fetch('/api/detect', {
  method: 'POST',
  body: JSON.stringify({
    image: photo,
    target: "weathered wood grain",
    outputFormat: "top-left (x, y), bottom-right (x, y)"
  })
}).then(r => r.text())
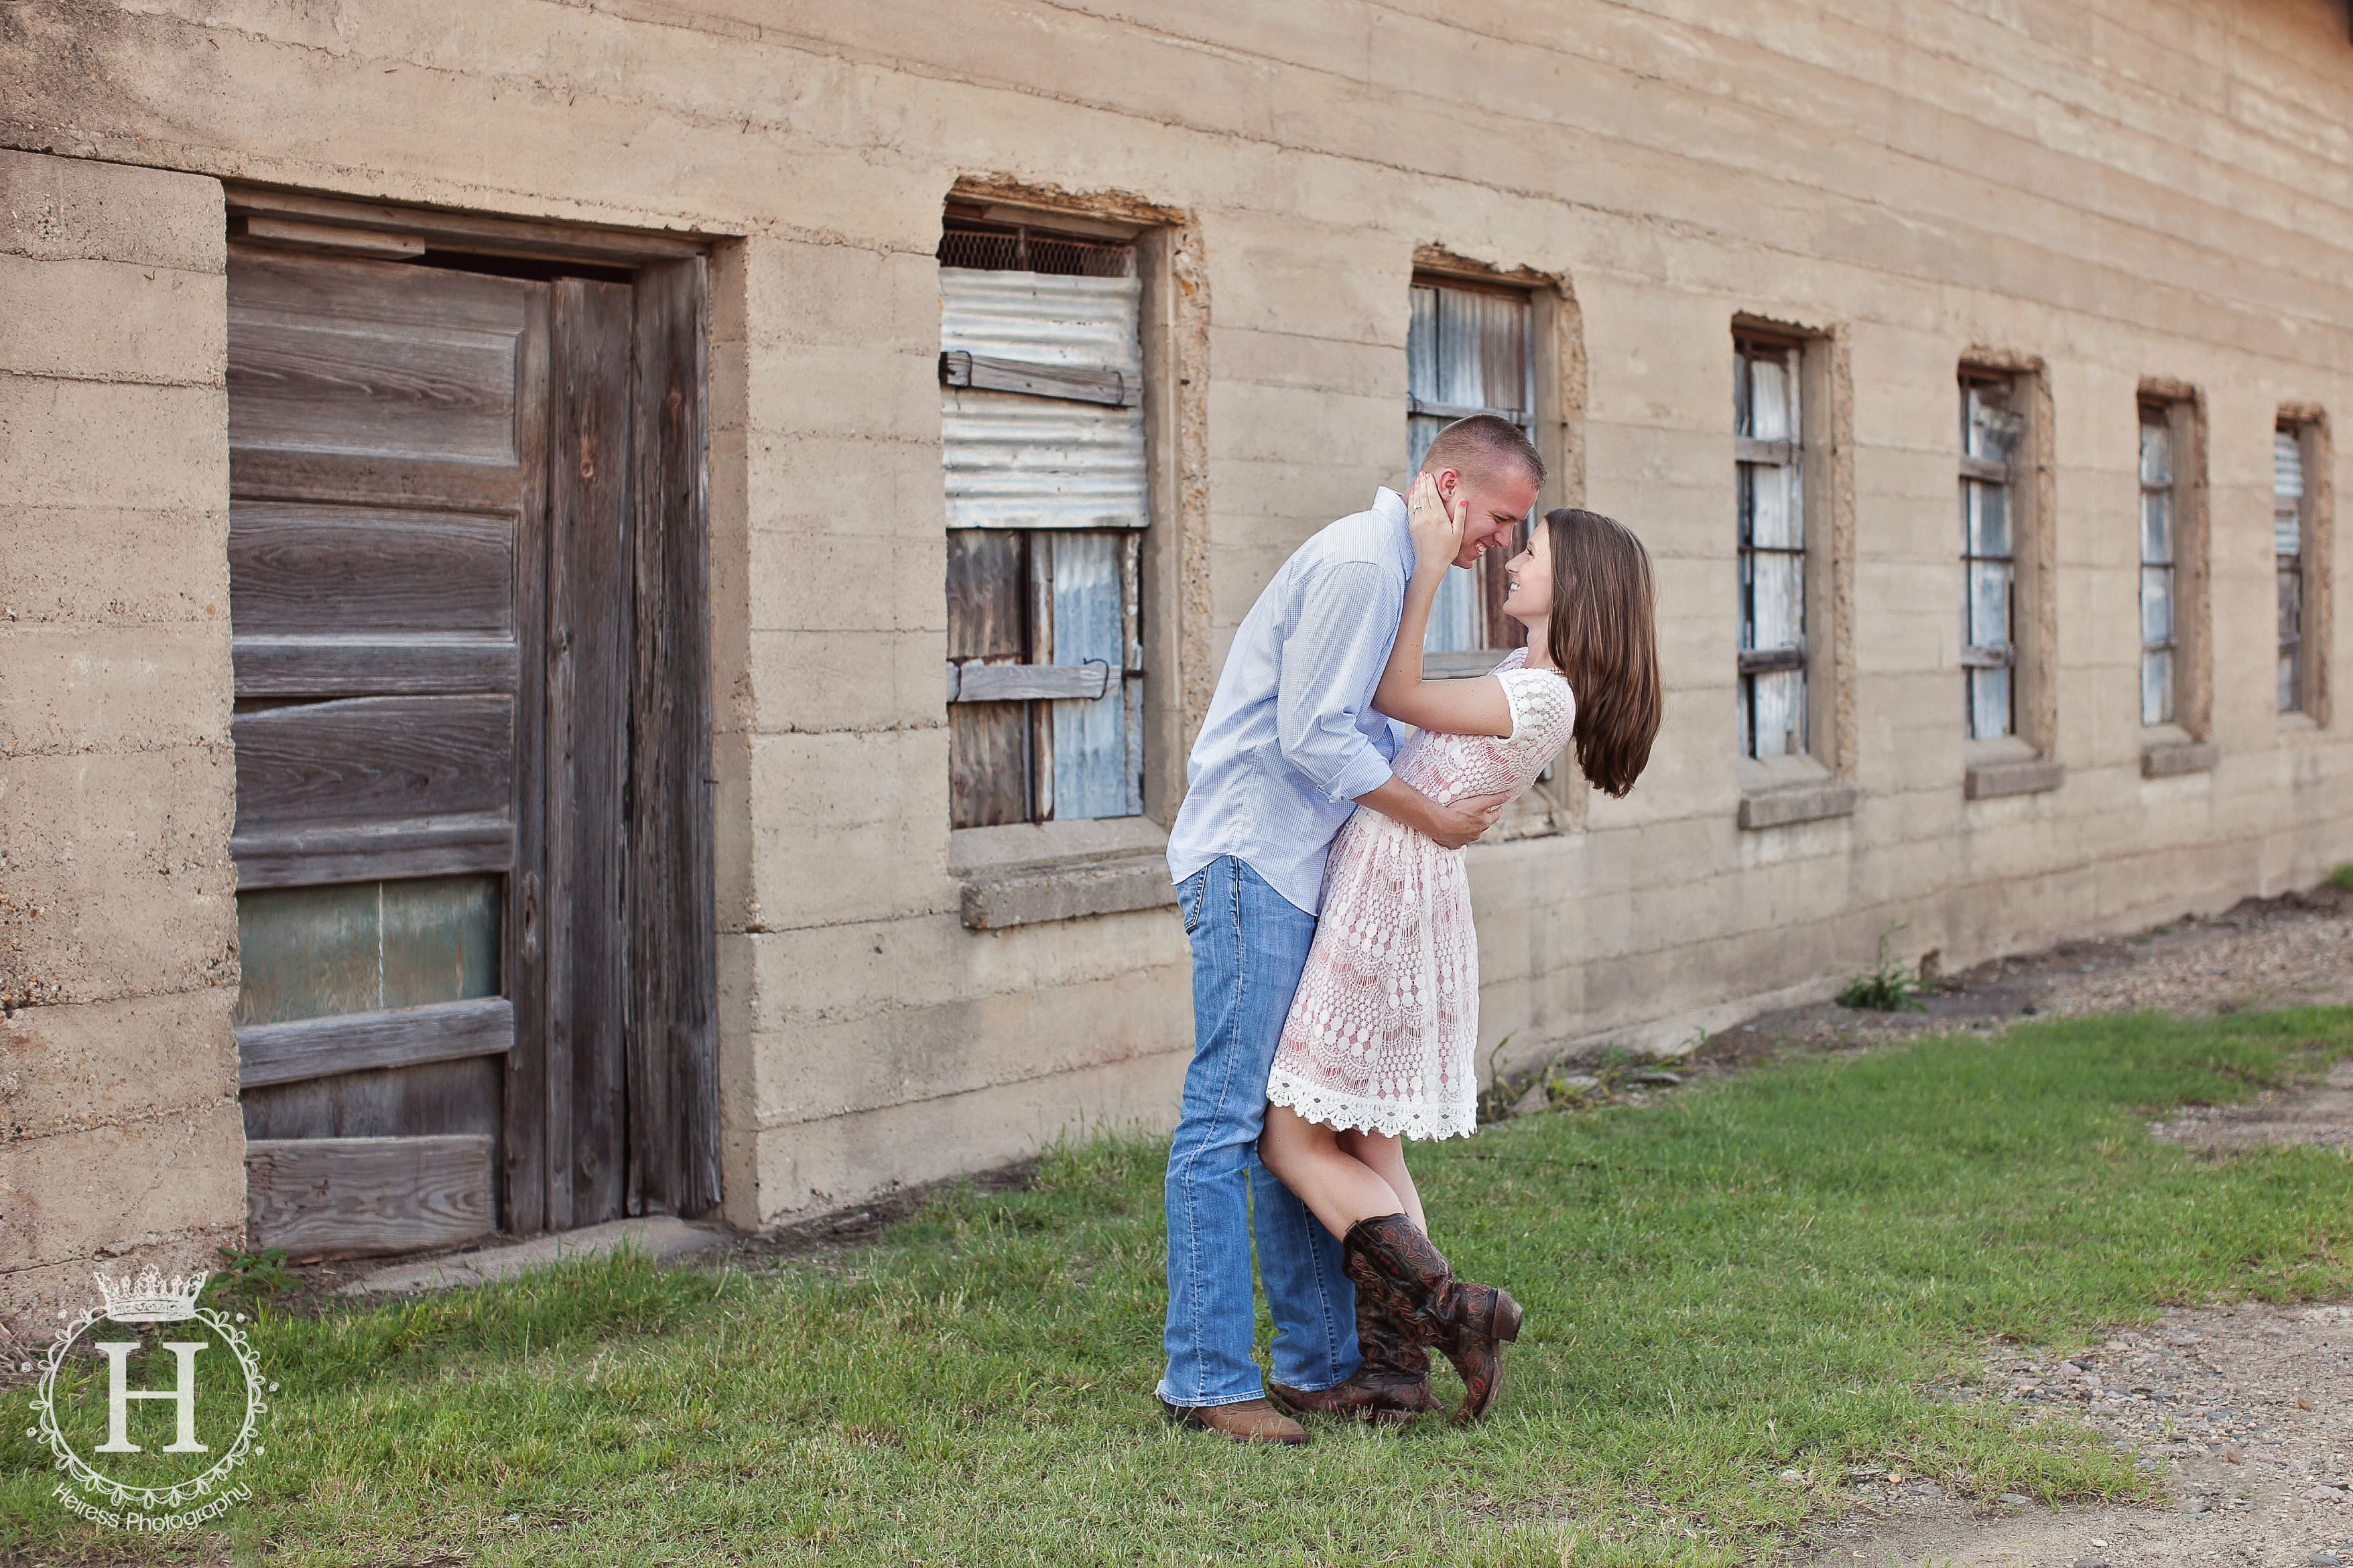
top-left (237, 996), bottom-right (515, 1089)
top-left (231, 694), bottom-right (513, 830)
top-left (233, 637), bottom-right (518, 698)
top-left (229, 811), bottom-right (512, 889)
top-left (949, 663), bottom-right (1110, 702)
top-left (545, 277), bottom-right (635, 1230)
top-left (229, 503), bottom-right (515, 635)
top-left (939, 349), bottom-right (1138, 407)
top-left (245, 1134), bottom-right (496, 1255)
top-left (229, 188), bottom-right (705, 265)
top-left (948, 531), bottom-right (1030, 827)
top-left (229, 310), bottom-right (522, 464)
top-left (627, 257), bottom-right (720, 1218)
top-left (231, 449), bottom-right (521, 513)
top-left (502, 281), bottom-right (554, 1237)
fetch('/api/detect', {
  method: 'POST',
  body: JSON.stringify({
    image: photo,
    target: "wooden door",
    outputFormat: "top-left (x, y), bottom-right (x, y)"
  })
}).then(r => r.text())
top-left (228, 244), bottom-right (716, 1254)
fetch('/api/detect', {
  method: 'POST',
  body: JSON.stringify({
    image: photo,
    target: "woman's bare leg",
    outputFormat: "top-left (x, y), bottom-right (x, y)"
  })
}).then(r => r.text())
top-left (1338, 1129), bottom-right (1425, 1234)
top-left (1260, 1106), bottom-right (1407, 1240)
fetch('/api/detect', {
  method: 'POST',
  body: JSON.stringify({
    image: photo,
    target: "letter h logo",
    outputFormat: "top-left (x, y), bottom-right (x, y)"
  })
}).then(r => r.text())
top-left (91, 1342), bottom-right (208, 1454)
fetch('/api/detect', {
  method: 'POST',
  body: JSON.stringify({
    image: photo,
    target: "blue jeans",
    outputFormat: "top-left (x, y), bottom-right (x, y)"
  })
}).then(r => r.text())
top-left (1158, 854), bottom-right (1359, 1408)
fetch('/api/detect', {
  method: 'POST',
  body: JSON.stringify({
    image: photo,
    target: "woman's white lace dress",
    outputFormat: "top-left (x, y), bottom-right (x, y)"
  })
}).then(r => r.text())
top-left (1267, 650), bottom-right (1576, 1141)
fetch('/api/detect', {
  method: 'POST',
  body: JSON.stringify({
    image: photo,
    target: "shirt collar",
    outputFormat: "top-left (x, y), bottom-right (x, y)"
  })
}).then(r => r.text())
top-left (1373, 486), bottom-right (1411, 574)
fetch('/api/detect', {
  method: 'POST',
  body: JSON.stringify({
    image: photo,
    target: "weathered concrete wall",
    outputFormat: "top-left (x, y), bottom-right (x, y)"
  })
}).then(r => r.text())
top-left (0, 1), bottom-right (2348, 1237)
top-left (0, 147), bottom-right (241, 1338)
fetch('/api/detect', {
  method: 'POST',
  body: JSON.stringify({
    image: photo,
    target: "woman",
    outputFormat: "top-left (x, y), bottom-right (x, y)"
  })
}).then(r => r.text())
top-left (1261, 474), bottom-right (1664, 1425)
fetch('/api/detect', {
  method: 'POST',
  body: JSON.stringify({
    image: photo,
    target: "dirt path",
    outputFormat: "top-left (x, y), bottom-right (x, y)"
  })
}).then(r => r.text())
top-left (1715, 885), bottom-right (2353, 1059)
top-left (1805, 1303), bottom-right (2353, 1568)
top-left (1771, 882), bottom-right (2353, 1567)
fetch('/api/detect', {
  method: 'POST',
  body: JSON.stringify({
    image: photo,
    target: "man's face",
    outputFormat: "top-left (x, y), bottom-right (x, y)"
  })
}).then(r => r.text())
top-left (1432, 466), bottom-right (1541, 569)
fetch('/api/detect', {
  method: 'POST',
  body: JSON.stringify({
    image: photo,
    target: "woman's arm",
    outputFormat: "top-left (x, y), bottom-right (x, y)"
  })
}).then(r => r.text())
top-left (1374, 474), bottom-right (1514, 739)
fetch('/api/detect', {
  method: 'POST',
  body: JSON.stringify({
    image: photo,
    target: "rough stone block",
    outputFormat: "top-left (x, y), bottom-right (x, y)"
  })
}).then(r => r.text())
top-left (0, 149), bottom-right (223, 271)
top-left (0, 1101), bottom-right (246, 1280)
top-left (0, 378), bottom-right (227, 511)
top-left (0, 506), bottom-right (231, 625)
top-left (0, 254), bottom-right (225, 387)
top-left (1, 990), bottom-right (238, 1142)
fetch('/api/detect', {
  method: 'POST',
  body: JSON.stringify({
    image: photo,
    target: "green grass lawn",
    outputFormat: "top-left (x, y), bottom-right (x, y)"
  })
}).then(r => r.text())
top-left (9, 1007), bottom-right (2353, 1567)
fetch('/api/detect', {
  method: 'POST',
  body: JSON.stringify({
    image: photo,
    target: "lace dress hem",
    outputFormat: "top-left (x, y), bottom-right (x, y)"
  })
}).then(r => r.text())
top-left (1265, 1067), bottom-right (1478, 1141)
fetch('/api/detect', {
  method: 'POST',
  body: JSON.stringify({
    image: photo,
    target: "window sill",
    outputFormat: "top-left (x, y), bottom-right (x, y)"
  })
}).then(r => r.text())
top-left (2141, 737), bottom-right (2218, 779)
top-left (950, 818), bottom-right (1175, 930)
top-left (1964, 750), bottom-right (2065, 800)
top-left (1423, 649), bottom-right (1519, 680)
top-left (1736, 757), bottom-right (1859, 830)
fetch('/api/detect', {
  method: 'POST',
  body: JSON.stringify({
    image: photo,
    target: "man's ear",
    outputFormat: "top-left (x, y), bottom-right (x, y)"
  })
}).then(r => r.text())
top-left (1432, 467), bottom-right (1460, 503)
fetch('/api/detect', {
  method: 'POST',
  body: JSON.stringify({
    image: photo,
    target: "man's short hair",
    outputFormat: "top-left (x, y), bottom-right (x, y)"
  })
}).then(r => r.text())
top-left (1418, 413), bottom-right (1545, 491)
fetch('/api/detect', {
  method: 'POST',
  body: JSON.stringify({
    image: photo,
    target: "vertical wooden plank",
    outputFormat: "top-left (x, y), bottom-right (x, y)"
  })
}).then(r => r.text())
top-left (627, 257), bottom-right (720, 1218)
top-left (504, 282), bottom-right (551, 1235)
top-left (547, 277), bottom-right (635, 1230)
top-left (946, 531), bottom-right (1030, 828)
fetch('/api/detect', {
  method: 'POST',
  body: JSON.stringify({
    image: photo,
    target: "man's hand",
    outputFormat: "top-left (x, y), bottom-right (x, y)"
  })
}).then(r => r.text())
top-left (1355, 778), bottom-right (1511, 850)
top-left (1421, 789), bottom-right (1511, 849)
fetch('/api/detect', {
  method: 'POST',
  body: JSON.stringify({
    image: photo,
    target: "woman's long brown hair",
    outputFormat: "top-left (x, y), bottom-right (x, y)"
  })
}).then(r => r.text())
top-left (1541, 508), bottom-right (1663, 797)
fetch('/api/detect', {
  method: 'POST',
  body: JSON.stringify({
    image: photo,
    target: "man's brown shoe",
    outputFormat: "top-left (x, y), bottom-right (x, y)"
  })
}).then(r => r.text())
top-left (1160, 1396), bottom-right (1309, 1445)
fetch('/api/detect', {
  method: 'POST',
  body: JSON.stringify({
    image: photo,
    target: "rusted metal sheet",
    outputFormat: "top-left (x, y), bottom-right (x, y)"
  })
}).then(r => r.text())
top-left (942, 269), bottom-right (1146, 531)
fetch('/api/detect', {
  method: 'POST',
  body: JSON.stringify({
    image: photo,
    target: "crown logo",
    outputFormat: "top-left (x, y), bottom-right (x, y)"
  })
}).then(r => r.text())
top-left (92, 1267), bottom-right (206, 1323)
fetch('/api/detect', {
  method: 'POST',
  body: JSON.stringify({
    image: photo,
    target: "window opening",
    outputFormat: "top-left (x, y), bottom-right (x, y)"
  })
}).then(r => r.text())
top-left (1736, 335), bottom-right (1806, 759)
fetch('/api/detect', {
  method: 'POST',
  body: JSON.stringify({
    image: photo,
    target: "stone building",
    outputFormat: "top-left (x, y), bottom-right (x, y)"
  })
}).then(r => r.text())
top-left (3, 1), bottom-right (2349, 1327)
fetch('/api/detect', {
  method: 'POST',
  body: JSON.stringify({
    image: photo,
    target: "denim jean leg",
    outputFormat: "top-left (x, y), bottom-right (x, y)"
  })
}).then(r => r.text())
top-left (1251, 1156), bottom-right (1358, 1391)
top-left (1234, 867), bottom-right (1358, 1393)
top-left (1157, 857), bottom-right (1268, 1408)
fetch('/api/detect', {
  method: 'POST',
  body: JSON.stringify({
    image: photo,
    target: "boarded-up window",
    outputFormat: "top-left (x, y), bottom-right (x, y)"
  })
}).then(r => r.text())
top-left (940, 216), bottom-right (1145, 828)
top-left (2139, 403), bottom-right (2178, 726)
top-left (2276, 424), bottom-right (2309, 714)
top-left (1736, 335), bottom-right (1806, 759)
top-left (1407, 277), bottom-right (1532, 654)
top-left (1960, 373), bottom-right (2026, 738)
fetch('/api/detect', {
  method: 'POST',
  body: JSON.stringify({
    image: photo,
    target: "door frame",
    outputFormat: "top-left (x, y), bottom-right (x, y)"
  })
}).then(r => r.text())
top-left (226, 185), bottom-right (721, 1235)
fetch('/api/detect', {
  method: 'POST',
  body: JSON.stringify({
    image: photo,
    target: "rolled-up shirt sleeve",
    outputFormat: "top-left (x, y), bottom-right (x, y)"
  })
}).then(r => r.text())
top-left (1275, 560), bottom-right (1403, 803)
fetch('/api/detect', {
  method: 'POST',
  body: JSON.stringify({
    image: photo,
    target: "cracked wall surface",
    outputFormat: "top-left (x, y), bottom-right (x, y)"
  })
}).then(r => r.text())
top-left (0, 147), bottom-right (242, 1343)
top-left (0, 1), bottom-right (2348, 1236)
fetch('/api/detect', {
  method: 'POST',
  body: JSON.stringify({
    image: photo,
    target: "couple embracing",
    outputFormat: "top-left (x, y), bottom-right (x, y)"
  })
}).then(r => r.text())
top-left (1158, 415), bottom-right (1664, 1444)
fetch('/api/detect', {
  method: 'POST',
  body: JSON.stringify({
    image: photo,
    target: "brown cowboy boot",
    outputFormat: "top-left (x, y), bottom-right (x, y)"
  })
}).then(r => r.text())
top-left (1159, 1396), bottom-right (1309, 1445)
top-left (1340, 1213), bottom-right (1523, 1425)
top-left (1268, 1270), bottom-right (1442, 1425)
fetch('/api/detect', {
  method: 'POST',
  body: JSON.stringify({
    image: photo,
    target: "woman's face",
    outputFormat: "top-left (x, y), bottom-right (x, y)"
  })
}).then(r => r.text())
top-left (1501, 519), bottom-right (1553, 627)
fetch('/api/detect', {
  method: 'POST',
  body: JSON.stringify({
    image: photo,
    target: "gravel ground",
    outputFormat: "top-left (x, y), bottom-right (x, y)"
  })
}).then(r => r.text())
top-left (1779, 879), bottom-right (2353, 1568)
top-left (1708, 885), bottom-right (2353, 1062)
top-left (1806, 1304), bottom-right (2353, 1568)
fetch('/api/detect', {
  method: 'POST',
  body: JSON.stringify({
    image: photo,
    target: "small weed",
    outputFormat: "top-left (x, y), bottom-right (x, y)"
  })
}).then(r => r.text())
top-left (1476, 1031), bottom-right (1519, 1121)
top-left (2330, 862), bottom-right (2353, 893)
top-left (1839, 923), bottom-right (1929, 1012)
top-left (207, 1245), bottom-right (300, 1307)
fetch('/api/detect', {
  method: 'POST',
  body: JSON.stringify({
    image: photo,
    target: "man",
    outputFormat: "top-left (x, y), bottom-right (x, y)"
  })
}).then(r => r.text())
top-left (1159, 415), bottom-right (1547, 1443)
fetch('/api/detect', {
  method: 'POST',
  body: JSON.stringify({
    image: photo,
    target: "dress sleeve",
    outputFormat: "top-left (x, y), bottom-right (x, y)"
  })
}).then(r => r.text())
top-left (1498, 668), bottom-right (1576, 754)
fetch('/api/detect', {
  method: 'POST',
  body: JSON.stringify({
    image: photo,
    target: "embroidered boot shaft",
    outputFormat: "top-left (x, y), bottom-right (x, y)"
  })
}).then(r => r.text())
top-left (1340, 1213), bottom-right (1522, 1424)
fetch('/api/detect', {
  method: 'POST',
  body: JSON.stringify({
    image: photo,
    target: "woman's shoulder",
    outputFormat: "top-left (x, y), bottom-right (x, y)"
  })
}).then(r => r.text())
top-left (1495, 660), bottom-right (1575, 742)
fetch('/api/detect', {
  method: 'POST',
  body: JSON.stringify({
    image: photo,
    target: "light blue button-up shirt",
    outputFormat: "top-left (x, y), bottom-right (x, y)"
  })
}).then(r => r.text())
top-left (1167, 488), bottom-right (1413, 915)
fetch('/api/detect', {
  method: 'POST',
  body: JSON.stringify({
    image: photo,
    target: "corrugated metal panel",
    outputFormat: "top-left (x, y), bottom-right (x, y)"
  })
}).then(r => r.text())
top-left (2275, 429), bottom-right (2305, 502)
top-left (942, 270), bottom-right (1146, 531)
